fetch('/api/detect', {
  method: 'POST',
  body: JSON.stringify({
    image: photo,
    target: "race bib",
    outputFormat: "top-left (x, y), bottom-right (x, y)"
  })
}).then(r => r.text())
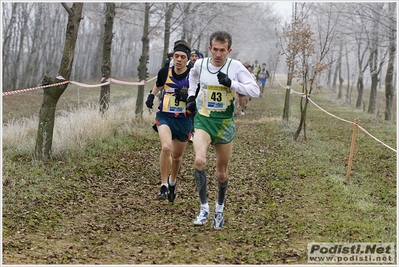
top-left (203, 85), bottom-right (228, 110)
top-left (162, 94), bottom-right (186, 113)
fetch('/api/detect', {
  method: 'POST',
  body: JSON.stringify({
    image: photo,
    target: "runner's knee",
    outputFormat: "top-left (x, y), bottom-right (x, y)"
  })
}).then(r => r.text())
top-left (194, 155), bottom-right (206, 170)
top-left (161, 144), bottom-right (172, 156)
top-left (216, 171), bottom-right (228, 182)
top-left (171, 154), bottom-right (183, 163)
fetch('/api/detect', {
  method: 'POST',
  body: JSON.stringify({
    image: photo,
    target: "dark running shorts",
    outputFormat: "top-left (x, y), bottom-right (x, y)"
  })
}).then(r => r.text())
top-left (155, 111), bottom-right (193, 142)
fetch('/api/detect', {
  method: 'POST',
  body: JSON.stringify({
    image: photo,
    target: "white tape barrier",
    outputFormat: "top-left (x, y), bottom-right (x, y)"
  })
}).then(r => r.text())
top-left (275, 75), bottom-right (397, 153)
top-left (2, 81), bottom-right (70, 96)
top-left (2, 75), bottom-right (157, 96)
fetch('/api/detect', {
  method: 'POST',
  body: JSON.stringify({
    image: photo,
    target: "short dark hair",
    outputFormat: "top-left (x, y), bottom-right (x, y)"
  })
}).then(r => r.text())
top-left (173, 40), bottom-right (191, 57)
top-left (174, 40), bottom-right (189, 49)
top-left (209, 31), bottom-right (232, 49)
top-left (174, 39), bottom-right (185, 46)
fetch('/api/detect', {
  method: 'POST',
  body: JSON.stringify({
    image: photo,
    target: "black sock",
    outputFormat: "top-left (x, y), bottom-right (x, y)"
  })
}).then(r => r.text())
top-left (194, 169), bottom-right (207, 205)
top-left (217, 179), bottom-right (228, 205)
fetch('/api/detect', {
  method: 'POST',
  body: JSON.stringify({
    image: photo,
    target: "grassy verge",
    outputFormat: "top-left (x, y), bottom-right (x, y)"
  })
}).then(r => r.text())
top-left (2, 78), bottom-right (396, 264)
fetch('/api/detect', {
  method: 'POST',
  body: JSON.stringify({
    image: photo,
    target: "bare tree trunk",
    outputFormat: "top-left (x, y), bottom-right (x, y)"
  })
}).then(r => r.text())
top-left (384, 2), bottom-right (396, 121)
top-left (135, 2), bottom-right (150, 119)
top-left (293, 95), bottom-right (310, 141)
top-left (35, 3), bottom-right (83, 159)
top-left (332, 62), bottom-right (338, 93)
top-left (368, 69), bottom-right (378, 114)
top-left (367, 47), bottom-right (378, 114)
top-left (180, 3), bottom-right (192, 41)
top-left (338, 77), bottom-right (344, 99)
top-left (367, 5), bottom-right (383, 114)
top-left (326, 59), bottom-right (332, 90)
top-left (282, 67), bottom-right (293, 121)
top-left (337, 39), bottom-right (343, 99)
top-left (162, 3), bottom-right (176, 65)
top-left (92, 27), bottom-right (104, 81)
top-left (338, 76), bottom-right (344, 99)
top-left (100, 3), bottom-right (115, 114)
top-left (345, 43), bottom-right (351, 103)
top-left (356, 74), bottom-right (364, 108)
top-left (282, 4), bottom-right (297, 122)
top-left (354, 39), bottom-right (368, 108)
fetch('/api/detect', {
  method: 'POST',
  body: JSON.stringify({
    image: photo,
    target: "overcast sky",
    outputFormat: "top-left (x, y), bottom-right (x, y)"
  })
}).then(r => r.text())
top-left (273, 1), bottom-right (293, 20)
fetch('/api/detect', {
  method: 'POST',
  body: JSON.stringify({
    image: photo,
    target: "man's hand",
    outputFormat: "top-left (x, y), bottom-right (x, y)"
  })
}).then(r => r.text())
top-left (173, 90), bottom-right (188, 102)
top-left (186, 96), bottom-right (196, 113)
top-left (217, 71), bottom-right (232, 88)
top-left (145, 94), bottom-right (155, 108)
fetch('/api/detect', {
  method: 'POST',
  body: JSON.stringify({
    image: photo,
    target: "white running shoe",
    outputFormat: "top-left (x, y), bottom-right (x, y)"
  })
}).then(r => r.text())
top-left (193, 207), bottom-right (209, 225)
top-left (213, 211), bottom-right (224, 230)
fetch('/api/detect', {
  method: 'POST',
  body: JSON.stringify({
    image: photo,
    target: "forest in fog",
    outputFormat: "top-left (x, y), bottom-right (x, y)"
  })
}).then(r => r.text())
top-left (2, 2), bottom-right (397, 118)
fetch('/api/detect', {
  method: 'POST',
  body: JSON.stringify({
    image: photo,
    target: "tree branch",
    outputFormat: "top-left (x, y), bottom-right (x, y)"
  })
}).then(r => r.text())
top-left (61, 2), bottom-right (74, 16)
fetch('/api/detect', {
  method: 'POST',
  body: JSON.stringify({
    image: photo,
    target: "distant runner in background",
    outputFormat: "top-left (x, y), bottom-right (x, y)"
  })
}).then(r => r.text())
top-left (252, 59), bottom-right (261, 82)
top-left (257, 63), bottom-right (270, 97)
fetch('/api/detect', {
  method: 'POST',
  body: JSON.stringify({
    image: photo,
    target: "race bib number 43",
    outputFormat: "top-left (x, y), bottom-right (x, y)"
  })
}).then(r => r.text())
top-left (203, 85), bottom-right (228, 110)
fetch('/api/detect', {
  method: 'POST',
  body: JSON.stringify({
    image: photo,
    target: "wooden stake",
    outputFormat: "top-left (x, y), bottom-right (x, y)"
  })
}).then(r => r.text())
top-left (346, 119), bottom-right (360, 183)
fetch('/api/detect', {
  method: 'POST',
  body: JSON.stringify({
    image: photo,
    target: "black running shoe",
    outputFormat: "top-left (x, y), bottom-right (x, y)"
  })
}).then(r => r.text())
top-left (168, 184), bottom-right (176, 202)
top-left (157, 185), bottom-right (167, 200)
top-left (152, 123), bottom-right (158, 132)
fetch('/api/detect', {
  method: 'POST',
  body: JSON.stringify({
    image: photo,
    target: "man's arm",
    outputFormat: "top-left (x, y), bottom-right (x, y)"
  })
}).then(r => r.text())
top-left (188, 60), bottom-right (201, 97)
top-left (232, 65), bottom-right (261, 98)
top-left (150, 84), bottom-right (163, 96)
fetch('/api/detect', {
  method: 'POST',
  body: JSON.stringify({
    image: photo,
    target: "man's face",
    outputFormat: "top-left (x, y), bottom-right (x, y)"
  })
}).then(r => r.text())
top-left (173, 51), bottom-right (188, 70)
top-left (190, 53), bottom-right (199, 63)
top-left (209, 39), bottom-right (232, 67)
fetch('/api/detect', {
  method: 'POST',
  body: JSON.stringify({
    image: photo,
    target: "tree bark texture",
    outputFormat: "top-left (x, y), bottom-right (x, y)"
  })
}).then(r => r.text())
top-left (354, 39), bottom-right (368, 109)
top-left (355, 74), bottom-right (364, 108)
top-left (332, 61), bottom-right (338, 93)
top-left (35, 3), bottom-right (83, 159)
top-left (367, 12), bottom-right (381, 114)
top-left (282, 70), bottom-right (293, 121)
top-left (345, 44), bottom-right (351, 103)
top-left (368, 72), bottom-right (378, 114)
top-left (100, 3), bottom-right (115, 114)
top-left (293, 96), bottom-right (309, 141)
top-left (162, 3), bottom-right (176, 66)
top-left (337, 39), bottom-right (343, 99)
top-left (384, 2), bottom-right (396, 121)
top-left (135, 2), bottom-right (150, 119)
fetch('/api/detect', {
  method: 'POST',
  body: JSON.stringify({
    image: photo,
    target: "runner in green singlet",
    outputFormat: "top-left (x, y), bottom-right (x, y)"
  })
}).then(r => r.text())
top-left (186, 31), bottom-right (260, 230)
